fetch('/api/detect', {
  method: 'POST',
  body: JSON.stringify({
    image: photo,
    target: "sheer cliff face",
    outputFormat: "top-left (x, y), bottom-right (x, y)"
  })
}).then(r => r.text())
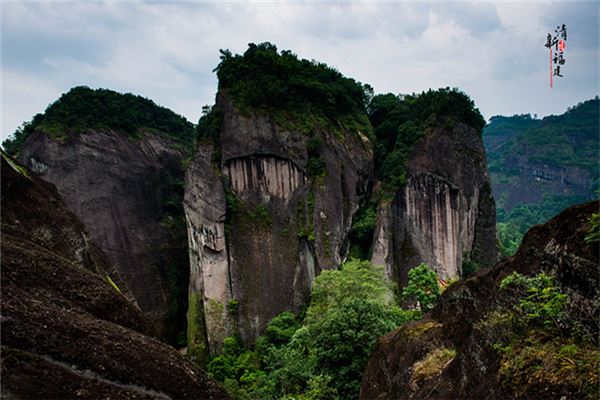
top-left (18, 130), bottom-right (189, 335)
top-left (184, 93), bottom-right (373, 352)
top-left (372, 123), bottom-right (498, 284)
top-left (1, 155), bottom-right (229, 400)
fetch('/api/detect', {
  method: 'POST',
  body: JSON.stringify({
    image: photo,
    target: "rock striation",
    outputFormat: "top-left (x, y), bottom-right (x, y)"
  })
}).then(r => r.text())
top-left (184, 92), bottom-right (373, 354)
top-left (371, 123), bottom-right (498, 285)
top-left (0, 154), bottom-right (229, 399)
top-left (360, 200), bottom-right (599, 400)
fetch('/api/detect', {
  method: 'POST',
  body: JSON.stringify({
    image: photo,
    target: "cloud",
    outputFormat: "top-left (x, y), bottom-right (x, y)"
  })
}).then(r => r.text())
top-left (1, 1), bottom-right (598, 142)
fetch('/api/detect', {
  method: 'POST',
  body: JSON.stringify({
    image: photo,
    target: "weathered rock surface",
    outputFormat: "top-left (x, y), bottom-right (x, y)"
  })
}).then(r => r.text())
top-left (184, 92), bottom-right (373, 352)
top-left (360, 201), bottom-right (599, 400)
top-left (18, 129), bottom-right (189, 338)
top-left (0, 154), bottom-right (229, 400)
top-left (372, 122), bottom-right (498, 284)
top-left (494, 155), bottom-right (592, 211)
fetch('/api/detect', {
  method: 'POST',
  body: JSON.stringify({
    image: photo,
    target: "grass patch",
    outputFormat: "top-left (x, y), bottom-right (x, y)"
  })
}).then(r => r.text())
top-left (412, 347), bottom-right (456, 381)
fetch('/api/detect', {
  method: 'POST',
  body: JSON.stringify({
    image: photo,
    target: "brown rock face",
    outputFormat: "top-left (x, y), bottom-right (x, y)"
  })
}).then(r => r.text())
top-left (360, 201), bottom-right (599, 400)
top-left (184, 92), bottom-right (373, 353)
top-left (371, 122), bottom-right (498, 285)
top-left (0, 155), bottom-right (229, 400)
top-left (18, 129), bottom-right (189, 339)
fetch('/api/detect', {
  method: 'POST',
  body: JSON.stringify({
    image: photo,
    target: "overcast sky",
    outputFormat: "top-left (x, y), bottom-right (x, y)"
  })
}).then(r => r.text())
top-left (1, 1), bottom-right (598, 142)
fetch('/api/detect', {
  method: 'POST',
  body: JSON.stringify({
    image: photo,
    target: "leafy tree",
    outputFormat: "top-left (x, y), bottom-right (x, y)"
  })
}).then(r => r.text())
top-left (309, 299), bottom-right (399, 399)
top-left (207, 259), bottom-right (425, 400)
top-left (261, 311), bottom-right (300, 347)
top-left (306, 259), bottom-right (395, 322)
top-left (402, 263), bottom-right (441, 312)
top-left (500, 272), bottom-right (567, 329)
top-left (497, 222), bottom-right (523, 257)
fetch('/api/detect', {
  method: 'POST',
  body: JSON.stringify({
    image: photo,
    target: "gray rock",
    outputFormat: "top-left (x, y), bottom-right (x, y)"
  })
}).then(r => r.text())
top-left (371, 122), bottom-right (498, 285)
top-left (184, 92), bottom-right (373, 353)
top-left (18, 129), bottom-right (188, 334)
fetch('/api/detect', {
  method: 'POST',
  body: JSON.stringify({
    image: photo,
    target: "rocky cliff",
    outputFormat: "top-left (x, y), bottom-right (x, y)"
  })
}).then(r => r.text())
top-left (14, 87), bottom-right (194, 344)
top-left (184, 91), bottom-right (372, 354)
top-left (371, 121), bottom-right (498, 285)
top-left (18, 129), bottom-right (189, 342)
top-left (1, 154), bottom-right (229, 399)
top-left (361, 200), bottom-right (599, 399)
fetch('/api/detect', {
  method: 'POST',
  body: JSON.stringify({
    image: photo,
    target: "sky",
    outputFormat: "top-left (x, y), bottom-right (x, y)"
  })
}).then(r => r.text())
top-left (1, 1), bottom-right (599, 142)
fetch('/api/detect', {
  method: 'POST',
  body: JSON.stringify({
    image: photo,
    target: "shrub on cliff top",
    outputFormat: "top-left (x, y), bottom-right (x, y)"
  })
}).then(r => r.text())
top-left (369, 88), bottom-right (485, 193)
top-left (2, 86), bottom-right (195, 155)
top-left (214, 42), bottom-right (373, 138)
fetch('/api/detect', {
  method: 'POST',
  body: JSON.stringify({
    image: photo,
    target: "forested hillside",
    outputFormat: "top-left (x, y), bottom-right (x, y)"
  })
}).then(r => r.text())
top-left (2, 86), bottom-right (195, 155)
top-left (484, 97), bottom-right (599, 256)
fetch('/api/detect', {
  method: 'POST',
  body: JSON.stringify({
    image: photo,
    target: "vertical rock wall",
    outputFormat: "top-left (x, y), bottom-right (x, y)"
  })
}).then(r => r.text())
top-left (184, 92), bottom-right (373, 352)
top-left (18, 129), bottom-right (190, 338)
top-left (371, 123), bottom-right (498, 285)
top-left (184, 144), bottom-right (232, 356)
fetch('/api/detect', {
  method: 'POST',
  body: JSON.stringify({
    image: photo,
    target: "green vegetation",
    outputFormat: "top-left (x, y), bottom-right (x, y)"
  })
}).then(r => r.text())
top-left (348, 202), bottom-right (377, 259)
top-left (215, 42), bottom-right (373, 138)
top-left (411, 347), bottom-right (457, 382)
top-left (306, 134), bottom-right (326, 178)
top-left (158, 177), bottom-right (190, 348)
top-left (105, 275), bottom-right (122, 294)
top-left (482, 272), bottom-right (600, 398)
top-left (369, 88), bottom-right (485, 193)
top-left (2, 86), bottom-right (196, 156)
top-left (401, 263), bottom-right (441, 313)
top-left (1, 151), bottom-right (31, 179)
top-left (196, 104), bottom-right (224, 166)
top-left (500, 272), bottom-right (567, 328)
top-left (485, 98), bottom-right (599, 256)
top-left (461, 253), bottom-right (479, 278)
top-left (584, 213), bottom-right (600, 243)
top-left (497, 222), bottom-right (523, 257)
top-left (204, 259), bottom-right (431, 399)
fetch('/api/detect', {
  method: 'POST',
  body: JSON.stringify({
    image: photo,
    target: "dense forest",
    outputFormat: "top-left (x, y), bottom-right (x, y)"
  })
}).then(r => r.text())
top-left (484, 97), bottom-right (599, 256)
top-left (2, 86), bottom-right (195, 155)
top-left (204, 260), bottom-right (439, 400)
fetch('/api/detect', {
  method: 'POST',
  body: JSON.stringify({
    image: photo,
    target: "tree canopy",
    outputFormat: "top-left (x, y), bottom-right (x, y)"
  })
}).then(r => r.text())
top-left (214, 42), bottom-right (373, 137)
top-left (2, 86), bottom-right (195, 155)
top-left (368, 88), bottom-right (485, 192)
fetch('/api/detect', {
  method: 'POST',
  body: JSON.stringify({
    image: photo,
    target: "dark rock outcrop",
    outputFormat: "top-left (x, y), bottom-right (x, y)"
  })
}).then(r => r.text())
top-left (360, 200), bottom-right (599, 400)
top-left (18, 129), bottom-right (190, 340)
top-left (184, 92), bottom-right (373, 353)
top-left (1, 154), bottom-right (229, 399)
top-left (372, 122), bottom-right (498, 285)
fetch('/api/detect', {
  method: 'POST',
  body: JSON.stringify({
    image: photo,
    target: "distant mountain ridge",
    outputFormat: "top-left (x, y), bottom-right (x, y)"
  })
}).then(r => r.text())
top-left (483, 97), bottom-right (599, 255)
